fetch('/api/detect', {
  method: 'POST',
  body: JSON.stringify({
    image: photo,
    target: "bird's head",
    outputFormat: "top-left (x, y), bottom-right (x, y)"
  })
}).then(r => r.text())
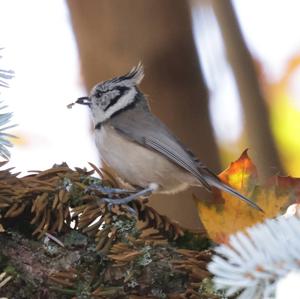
top-left (75, 63), bottom-right (144, 124)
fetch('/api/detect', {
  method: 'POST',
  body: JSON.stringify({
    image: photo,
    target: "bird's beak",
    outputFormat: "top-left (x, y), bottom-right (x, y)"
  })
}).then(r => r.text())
top-left (67, 96), bottom-right (91, 109)
top-left (76, 96), bottom-right (91, 107)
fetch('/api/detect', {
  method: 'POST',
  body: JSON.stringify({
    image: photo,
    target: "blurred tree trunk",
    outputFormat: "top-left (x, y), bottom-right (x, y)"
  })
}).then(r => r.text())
top-left (67, 0), bottom-right (221, 228)
top-left (211, 0), bottom-right (284, 178)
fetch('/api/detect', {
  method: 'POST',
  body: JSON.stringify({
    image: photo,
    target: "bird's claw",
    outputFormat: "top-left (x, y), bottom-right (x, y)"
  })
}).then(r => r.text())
top-left (97, 197), bottom-right (137, 216)
top-left (85, 184), bottom-right (133, 196)
top-left (94, 185), bottom-right (154, 216)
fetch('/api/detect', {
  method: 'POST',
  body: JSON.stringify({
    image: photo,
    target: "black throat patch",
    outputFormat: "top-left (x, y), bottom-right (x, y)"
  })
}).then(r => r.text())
top-left (95, 122), bottom-right (102, 130)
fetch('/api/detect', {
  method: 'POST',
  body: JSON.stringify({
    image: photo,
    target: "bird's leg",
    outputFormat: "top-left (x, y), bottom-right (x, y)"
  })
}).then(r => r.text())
top-left (86, 184), bottom-right (134, 196)
top-left (97, 183), bottom-right (158, 207)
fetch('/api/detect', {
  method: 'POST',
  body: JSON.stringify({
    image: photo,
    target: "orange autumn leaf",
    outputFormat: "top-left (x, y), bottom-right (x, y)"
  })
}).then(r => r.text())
top-left (196, 150), bottom-right (300, 243)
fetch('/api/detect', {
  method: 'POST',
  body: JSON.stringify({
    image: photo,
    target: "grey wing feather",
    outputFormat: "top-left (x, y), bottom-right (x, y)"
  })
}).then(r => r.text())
top-left (108, 106), bottom-right (263, 212)
top-left (109, 108), bottom-right (212, 190)
top-left (144, 135), bottom-right (212, 190)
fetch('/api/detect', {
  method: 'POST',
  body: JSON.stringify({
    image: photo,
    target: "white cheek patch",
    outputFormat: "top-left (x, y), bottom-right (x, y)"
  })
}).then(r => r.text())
top-left (92, 108), bottom-right (106, 124)
top-left (105, 88), bottom-right (137, 118)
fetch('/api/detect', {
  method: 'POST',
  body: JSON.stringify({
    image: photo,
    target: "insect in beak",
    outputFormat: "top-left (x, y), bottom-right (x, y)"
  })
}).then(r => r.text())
top-left (67, 96), bottom-right (91, 109)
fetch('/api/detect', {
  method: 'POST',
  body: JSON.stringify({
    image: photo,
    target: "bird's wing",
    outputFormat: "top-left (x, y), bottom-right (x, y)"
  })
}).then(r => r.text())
top-left (109, 109), bottom-right (212, 190)
top-left (108, 108), bottom-right (263, 212)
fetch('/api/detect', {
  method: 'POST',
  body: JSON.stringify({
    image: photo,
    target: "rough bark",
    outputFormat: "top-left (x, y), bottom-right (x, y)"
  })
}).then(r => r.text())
top-left (0, 228), bottom-right (212, 298)
top-left (67, 0), bottom-right (221, 228)
top-left (211, 0), bottom-right (284, 178)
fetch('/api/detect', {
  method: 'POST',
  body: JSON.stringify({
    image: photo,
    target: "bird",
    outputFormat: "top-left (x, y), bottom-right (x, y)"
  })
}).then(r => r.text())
top-left (71, 63), bottom-right (262, 212)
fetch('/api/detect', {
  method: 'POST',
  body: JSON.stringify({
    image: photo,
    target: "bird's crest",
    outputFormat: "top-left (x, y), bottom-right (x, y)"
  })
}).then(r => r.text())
top-left (112, 62), bottom-right (144, 86)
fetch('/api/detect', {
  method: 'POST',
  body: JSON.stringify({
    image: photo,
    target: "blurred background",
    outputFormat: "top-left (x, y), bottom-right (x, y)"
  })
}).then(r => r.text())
top-left (0, 0), bottom-right (299, 227)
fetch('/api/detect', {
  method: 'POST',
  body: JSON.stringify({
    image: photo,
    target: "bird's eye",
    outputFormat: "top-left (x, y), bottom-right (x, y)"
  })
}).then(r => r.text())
top-left (95, 90), bottom-right (102, 98)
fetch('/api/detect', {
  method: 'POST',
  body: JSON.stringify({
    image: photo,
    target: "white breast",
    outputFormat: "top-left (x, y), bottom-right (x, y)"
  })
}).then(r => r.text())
top-left (95, 124), bottom-right (199, 194)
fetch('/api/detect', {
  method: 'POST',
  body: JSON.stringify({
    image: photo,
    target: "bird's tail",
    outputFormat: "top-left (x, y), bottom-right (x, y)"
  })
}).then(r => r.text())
top-left (205, 176), bottom-right (263, 212)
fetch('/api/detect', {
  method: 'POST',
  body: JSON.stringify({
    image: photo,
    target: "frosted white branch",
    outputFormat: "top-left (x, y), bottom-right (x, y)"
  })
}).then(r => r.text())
top-left (0, 48), bottom-right (16, 159)
top-left (208, 216), bottom-right (300, 299)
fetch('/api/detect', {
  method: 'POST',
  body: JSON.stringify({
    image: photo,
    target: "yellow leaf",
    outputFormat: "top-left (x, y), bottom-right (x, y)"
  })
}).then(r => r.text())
top-left (196, 150), bottom-right (300, 243)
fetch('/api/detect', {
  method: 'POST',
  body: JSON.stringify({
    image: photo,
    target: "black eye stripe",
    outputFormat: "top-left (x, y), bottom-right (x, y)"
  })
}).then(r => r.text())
top-left (103, 94), bottom-right (122, 111)
top-left (103, 86), bottom-right (130, 112)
